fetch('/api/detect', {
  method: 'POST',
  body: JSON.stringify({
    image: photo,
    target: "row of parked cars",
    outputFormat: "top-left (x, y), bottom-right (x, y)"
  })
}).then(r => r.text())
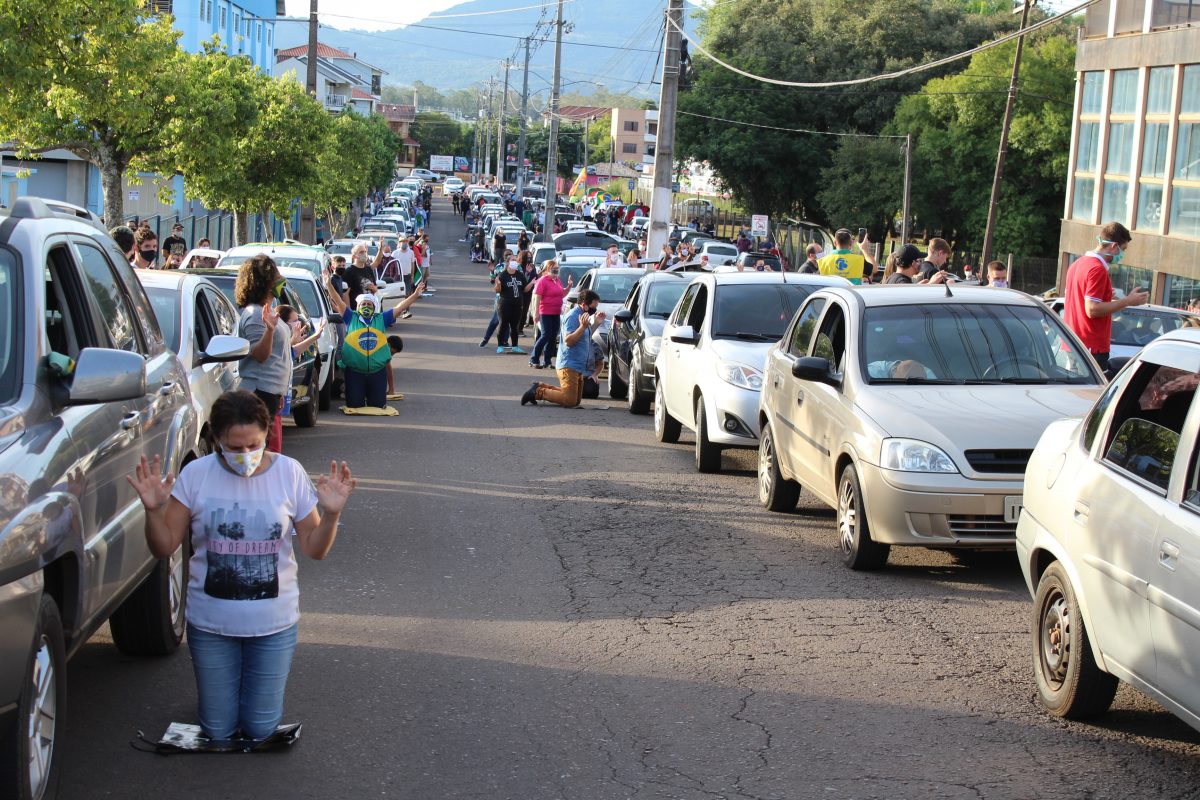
top-left (0, 197), bottom-right (361, 799)
top-left (597, 264), bottom-right (1200, 737)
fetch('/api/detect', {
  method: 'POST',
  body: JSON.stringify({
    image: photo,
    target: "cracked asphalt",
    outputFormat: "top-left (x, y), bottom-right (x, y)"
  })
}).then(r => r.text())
top-left (59, 199), bottom-right (1200, 799)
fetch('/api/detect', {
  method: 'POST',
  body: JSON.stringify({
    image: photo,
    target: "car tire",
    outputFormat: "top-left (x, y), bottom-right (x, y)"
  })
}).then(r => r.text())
top-left (627, 355), bottom-right (651, 415)
top-left (653, 378), bottom-right (681, 444)
top-left (1033, 562), bottom-right (1118, 719)
top-left (292, 373), bottom-right (319, 428)
top-left (758, 423), bottom-right (800, 512)
top-left (607, 353), bottom-right (628, 400)
top-left (318, 360), bottom-right (333, 411)
top-left (0, 593), bottom-right (66, 800)
top-left (109, 543), bottom-right (188, 657)
top-left (837, 463), bottom-right (889, 570)
top-left (694, 398), bottom-right (722, 473)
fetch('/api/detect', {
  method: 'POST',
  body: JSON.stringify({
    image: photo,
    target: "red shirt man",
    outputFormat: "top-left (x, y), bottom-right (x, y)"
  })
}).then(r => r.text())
top-left (1063, 221), bottom-right (1148, 372)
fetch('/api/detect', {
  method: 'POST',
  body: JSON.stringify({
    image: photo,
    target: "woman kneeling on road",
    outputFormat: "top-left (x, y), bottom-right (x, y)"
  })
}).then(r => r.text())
top-left (127, 389), bottom-right (356, 742)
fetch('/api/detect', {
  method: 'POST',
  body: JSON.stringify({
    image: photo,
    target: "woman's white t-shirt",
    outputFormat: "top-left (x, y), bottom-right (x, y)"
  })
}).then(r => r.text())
top-left (172, 453), bottom-right (318, 637)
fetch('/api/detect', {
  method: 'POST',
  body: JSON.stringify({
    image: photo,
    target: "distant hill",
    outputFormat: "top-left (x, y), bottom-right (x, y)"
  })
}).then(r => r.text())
top-left (275, 0), bottom-right (702, 95)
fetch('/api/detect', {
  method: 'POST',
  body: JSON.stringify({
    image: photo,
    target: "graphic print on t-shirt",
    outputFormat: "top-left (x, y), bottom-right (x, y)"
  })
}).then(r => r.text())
top-left (203, 500), bottom-right (285, 600)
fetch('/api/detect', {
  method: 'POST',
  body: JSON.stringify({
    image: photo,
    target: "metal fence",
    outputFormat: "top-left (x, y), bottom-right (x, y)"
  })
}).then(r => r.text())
top-left (122, 211), bottom-right (288, 251)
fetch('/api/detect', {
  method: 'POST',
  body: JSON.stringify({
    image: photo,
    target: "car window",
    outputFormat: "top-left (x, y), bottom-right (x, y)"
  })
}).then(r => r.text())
top-left (107, 240), bottom-right (165, 353)
top-left (673, 284), bottom-right (699, 326)
top-left (1104, 418), bottom-right (1181, 493)
top-left (787, 298), bottom-right (827, 357)
top-left (289, 278), bottom-right (325, 317)
top-left (145, 287), bottom-right (181, 353)
top-left (193, 289), bottom-right (217, 355)
top-left (594, 273), bottom-right (639, 304)
top-left (75, 241), bottom-right (141, 353)
top-left (813, 304), bottom-right (847, 373)
top-left (645, 281), bottom-right (687, 318)
top-left (711, 284), bottom-right (816, 342)
top-left (1082, 369), bottom-right (1130, 452)
top-left (1111, 308), bottom-right (1197, 347)
top-left (44, 245), bottom-right (88, 361)
top-left (685, 285), bottom-right (708, 330)
top-left (861, 303), bottom-right (1097, 384)
top-left (1100, 360), bottom-right (1198, 492)
top-left (204, 288), bottom-right (236, 335)
top-left (0, 251), bottom-right (19, 403)
top-left (625, 285), bottom-right (641, 318)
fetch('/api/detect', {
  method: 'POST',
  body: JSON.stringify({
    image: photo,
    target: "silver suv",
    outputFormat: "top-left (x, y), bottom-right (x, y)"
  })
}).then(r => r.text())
top-left (0, 198), bottom-right (198, 800)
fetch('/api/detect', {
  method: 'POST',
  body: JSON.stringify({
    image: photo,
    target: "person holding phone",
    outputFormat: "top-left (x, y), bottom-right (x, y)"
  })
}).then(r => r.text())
top-left (1063, 221), bottom-right (1149, 375)
top-left (818, 228), bottom-right (877, 285)
top-left (521, 289), bottom-right (604, 407)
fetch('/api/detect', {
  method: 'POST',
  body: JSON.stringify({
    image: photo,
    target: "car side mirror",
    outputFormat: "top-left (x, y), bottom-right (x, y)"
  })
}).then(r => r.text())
top-left (67, 348), bottom-right (146, 404)
top-left (1108, 355), bottom-right (1132, 375)
top-left (614, 309), bottom-right (634, 324)
top-left (670, 325), bottom-right (698, 345)
top-left (196, 334), bottom-right (250, 366)
top-left (792, 356), bottom-right (840, 387)
top-left (327, 312), bottom-right (343, 324)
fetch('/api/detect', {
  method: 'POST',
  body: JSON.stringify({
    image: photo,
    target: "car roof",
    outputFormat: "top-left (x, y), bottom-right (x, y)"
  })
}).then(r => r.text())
top-left (134, 269), bottom-right (209, 290)
top-left (224, 243), bottom-right (323, 258)
top-left (692, 272), bottom-right (851, 287)
top-left (822, 284), bottom-right (1049, 307)
top-left (585, 267), bottom-right (646, 276)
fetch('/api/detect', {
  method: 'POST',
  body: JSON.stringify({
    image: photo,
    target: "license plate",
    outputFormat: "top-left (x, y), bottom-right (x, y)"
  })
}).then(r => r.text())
top-left (1004, 496), bottom-right (1023, 524)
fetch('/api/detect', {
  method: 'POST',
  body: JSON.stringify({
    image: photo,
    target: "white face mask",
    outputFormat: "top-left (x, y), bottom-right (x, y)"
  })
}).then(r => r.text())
top-left (991, 279), bottom-right (1009, 289)
top-left (220, 444), bottom-right (266, 477)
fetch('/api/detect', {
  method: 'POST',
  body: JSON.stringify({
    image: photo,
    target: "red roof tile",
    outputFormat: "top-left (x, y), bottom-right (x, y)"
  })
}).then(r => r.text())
top-left (377, 103), bottom-right (417, 123)
top-left (277, 42), bottom-right (354, 59)
top-left (351, 88), bottom-right (374, 100)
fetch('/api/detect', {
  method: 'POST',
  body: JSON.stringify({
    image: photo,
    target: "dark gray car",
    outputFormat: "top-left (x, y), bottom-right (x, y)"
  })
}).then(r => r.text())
top-left (0, 198), bottom-right (202, 800)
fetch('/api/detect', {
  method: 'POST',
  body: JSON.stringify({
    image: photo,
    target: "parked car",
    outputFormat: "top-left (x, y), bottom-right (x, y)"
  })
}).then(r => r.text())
top-left (217, 242), bottom-right (328, 280)
top-left (1047, 298), bottom-right (1200, 360)
top-left (0, 197), bottom-right (201, 799)
top-left (567, 267), bottom-right (646, 347)
top-left (699, 240), bottom-right (739, 266)
top-left (554, 229), bottom-right (621, 252)
top-left (655, 272), bottom-right (849, 473)
top-left (442, 177), bottom-right (465, 196)
top-left (556, 254), bottom-right (607, 291)
top-left (408, 167), bottom-right (440, 183)
top-left (757, 285), bottom-right (1104, 569)
top-left (564, 220), bottom-right (599, 232)
top-left (735, 251), bottom-right (784, 272)
top-left (607, 271), bottom-right (690, 413)
top-left (531, 242), bottom-right (557, 268)
top-left (179, 246), bottom-right (225, 270)
top-left (624, 216), bottom-right (649, 240)
top-left (188, 269), bottom-right (322, 427)
top-left (1015, 329), bottom-right (1200, 729)
top-left (137, 270), bottom-right (250, 454)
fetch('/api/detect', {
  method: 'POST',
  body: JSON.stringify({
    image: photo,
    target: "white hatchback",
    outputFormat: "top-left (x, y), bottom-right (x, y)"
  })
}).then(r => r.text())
top-left (1017, 329), bottom-right (1200, 731)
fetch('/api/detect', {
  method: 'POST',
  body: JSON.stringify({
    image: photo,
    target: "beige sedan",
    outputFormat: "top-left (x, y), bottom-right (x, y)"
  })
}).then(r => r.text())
top-left (757, 285), bottom-right (1105, 569)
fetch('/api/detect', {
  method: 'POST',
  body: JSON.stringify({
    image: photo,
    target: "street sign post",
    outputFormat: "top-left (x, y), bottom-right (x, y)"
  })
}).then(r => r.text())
top-left (751, 214), bottom-right (769, 237)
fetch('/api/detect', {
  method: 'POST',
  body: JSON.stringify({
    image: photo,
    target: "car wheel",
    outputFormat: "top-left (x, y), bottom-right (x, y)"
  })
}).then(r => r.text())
top-left (109, 543), bottom-right (188, 656)
top-left (0, 594), bottom-right (65, 800)
top-left (694, 398), bottom-right (722, 473)
top-left (292, 373), bottom-right (319, 428)
top-left (758, 424), bottom-right (800, 511)
top-left (653, 379), bottom-right (681, 444)
top-left (318, 361), bottom-right (333, 411)
top-left (836, 463), bottom-right (889, 570)
top-left (627, 355), bottom-right (651, 415)
top-left (607, 353), bottom-right (628, 400)
top-left (1033, 562), bottom-right (1118, 719)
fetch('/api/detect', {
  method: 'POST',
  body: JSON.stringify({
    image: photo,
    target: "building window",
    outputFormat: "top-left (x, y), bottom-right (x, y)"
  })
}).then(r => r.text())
top-left (1142, 123), bottom-right (1170, 177)
top-left (1073, 177), bottom-right (1096, 219)
top-left (219, 5), bottom-right (226, 26)
top-left (648, 122), bottom-right (657, 136)
top-left (1176, 123), bottom-right (1200, 180)
top-left (1113, 0), bottom-right (1145, 35)
top-left (1110, 70), bottom-right (1139, 115)
top-left (623, 121), bottom-right (638, 132)
top-left (1148, 67), bottom-right (1174, 114)
top-left (1137, 183), bottom-right (1165, 228)
top-left (1081, 71), bottom-right (1104, 115)
top-left (1102, 178), bottom-right (1130, 221)
top-left (622, 142), bottom-right (638, 154)
top-left (1077, 122), bottom-right (1100, 171)
top-left (1184, 65), bottom-right (1200, 115)
top-left (1153, 0), bottom-right (1200, 29)
top-left (1107, 122), bottom-right (1135, 174)
top-left (1163, 273), bottom-right (1200, 308)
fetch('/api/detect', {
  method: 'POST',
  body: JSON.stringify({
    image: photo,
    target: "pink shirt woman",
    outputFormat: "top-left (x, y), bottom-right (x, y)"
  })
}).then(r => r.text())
top-left (534, 271), bottom-right (566, 316)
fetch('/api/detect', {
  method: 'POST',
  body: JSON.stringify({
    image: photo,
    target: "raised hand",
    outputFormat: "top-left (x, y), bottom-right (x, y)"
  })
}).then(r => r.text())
top-left (126, 454), bottom-right (175, 512)
top-left (315, 460), bottom-right (356, 515)
top-left (262, 303), bottom-right (279, 327)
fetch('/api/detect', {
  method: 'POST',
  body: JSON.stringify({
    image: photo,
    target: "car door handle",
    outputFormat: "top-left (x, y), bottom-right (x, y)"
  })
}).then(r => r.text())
top-left (159, 380), bottom-right (176, 396)
top-left (796, 390), bottom-right (805, 406)
top-left (1160, 540), bottom-right (1181, 571)
top-left (120, 410), bottom-right (141, 431)
top-left (1073, 501), bottom-right (1090, 524)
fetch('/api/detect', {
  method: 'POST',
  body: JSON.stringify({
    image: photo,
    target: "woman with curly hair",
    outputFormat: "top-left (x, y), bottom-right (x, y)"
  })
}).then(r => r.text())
top-left (235, 254), bottom-right (292, 431)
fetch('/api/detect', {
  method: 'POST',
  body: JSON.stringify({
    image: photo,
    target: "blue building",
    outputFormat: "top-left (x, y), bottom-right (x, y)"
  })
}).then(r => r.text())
top-left (172, 0), bottom-right (284, 74)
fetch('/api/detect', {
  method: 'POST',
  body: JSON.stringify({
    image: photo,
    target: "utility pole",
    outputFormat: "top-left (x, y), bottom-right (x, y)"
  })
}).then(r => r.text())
top-left (496, 60), bottom-right (511, 184)
top-left (583, 115), bottom-right (591, 176)
top-left (901, 133), bottom-right (912, 245)
top-left (483, 78), bottom-right (495, 181)
top-left (515, 37), bottom-right (532, 196)
top-left (647, 0), bottom-right (684, 259)
top-left (980, 0), bottom-right (1033, 270)
top-left (298, 0), bottom-right (319, 246)
top-left (542, 0), bottom-right (565, 241)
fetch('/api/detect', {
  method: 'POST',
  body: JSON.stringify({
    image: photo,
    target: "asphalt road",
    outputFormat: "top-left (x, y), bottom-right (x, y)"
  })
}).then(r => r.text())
top-left (60, 199), bottom-right (1200, 800)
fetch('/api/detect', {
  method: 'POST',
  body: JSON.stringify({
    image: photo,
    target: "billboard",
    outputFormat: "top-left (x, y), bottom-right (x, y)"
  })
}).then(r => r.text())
top-left (429, 154), bottom-right (455, 173)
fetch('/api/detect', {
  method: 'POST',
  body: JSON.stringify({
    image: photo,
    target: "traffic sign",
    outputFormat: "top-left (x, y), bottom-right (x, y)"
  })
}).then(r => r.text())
top-left (671, 182), bottom-right (680, 192)
top-left (751, 214), bottom-right (769, 237)
top-left (627, 179), bottom-right (636, 190)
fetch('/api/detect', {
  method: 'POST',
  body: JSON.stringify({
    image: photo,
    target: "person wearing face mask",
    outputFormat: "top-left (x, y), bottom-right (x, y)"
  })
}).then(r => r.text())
top-left (529, 259), bottom-right (565, 369)
top-left (126, 389), bottom-right (357, 744)
top-left (328, 256), bottom-right (349, 305)
top-left (132, 227), bottom-right (159, 269)
top-left (343, 244), bottom-right (380, 308)
top-left (800, 243), bottom-right (822, 274)
top-left (522, 289), bottom-right (605, 407)
top-left (1063, 221), bottom-right (1149, 375)
top-left (235, 255), bottom-right (293, 442)
top-left (493, 256), bottom-right (531, 355)
top-left (985, 261), bottom-right (1009, 289)
top-left (324, 273), bottom-right (425, 409)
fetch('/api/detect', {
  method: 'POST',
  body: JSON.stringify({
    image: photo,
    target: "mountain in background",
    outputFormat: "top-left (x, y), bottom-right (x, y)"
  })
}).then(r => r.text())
top-left (275, 0), bottom-right (701, 96)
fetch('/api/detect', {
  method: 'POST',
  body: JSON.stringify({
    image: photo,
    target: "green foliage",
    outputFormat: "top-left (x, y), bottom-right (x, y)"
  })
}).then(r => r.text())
top-left (586, 113), bottom-right (613, 166)
top-left (677, 0), bottom-right (1022, 220)
top-left (411, 112), bottom-right (469, 163)
top-left (889, 31), bottom-right (1076, 255)
top-left (816, 137), bottom-right (905, 238)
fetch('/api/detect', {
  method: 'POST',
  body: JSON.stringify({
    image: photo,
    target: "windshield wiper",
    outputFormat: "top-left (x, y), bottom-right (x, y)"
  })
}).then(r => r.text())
top-left (718, 332), bottom-right (776, 342)
top-left (871, 378), bottom-right (965, 385)
top-left (646, 312), bottom-right (670, 318)
top-left (964, 377), bottom-right (1051, 385)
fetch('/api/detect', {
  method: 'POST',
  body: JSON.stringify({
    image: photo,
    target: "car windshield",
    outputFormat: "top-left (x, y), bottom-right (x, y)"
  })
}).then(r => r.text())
top-left (556, 232), bottom-right (615, 250)
top-left (741, 254), bottom-right (782, 270)
top-left (145, 287), bottom-right (181, 353)
top-left (1111, 308), bottom-right (1197, 347)
top-left (862, 303), bottom-right (1098, 384)
top-left (0, 252), bottom-right (18, 402)
top-left (712, 283), bottom-right (816, 341)
top-left (616, 241), bottom-right (637, 256)
top-left (707, 245), bottom-right (738, 257)
top-left (218, 255), bottom-right (321, 277)
top-left (288, 280), bottom-right (324, 318)
top-left (558, 265), bottom-right (591, 289)
top-left (645, 281), bottom-right (688, 318)
top-left (533, 248), bottom-right (555, 265)
top-left (205, 275), bottom-right (238, 308)
top-left (594, 273), bottom-right (640, 304)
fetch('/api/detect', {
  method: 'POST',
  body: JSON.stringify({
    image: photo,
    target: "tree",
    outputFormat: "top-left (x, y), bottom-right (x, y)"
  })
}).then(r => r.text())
top-left (817, 137), bottom-right (905, 239)
top-left (410, 112), bottom-right (467, 166)
top-left (586, 113), bottom-right (613, 166)
top-left (309, 112), bottom-right (373, 240)
top-left (381, 80), bottom-right (446, 110)
top-left (0, 0), bottom-right (183, 225)
top-left (677, 0), bottom-right (1020, 220)
top-left (889, 31), bottom-right (1076, 255)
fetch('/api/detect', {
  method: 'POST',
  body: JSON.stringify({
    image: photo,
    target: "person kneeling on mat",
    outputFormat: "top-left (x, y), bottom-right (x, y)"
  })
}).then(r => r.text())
top-left (324, 271), bottom-right (424, 408)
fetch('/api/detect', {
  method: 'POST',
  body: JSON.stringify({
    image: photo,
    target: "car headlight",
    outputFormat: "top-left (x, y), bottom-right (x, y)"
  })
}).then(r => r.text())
top-left (643, 336), bottom-right (662, 359)
top-left (716, 360), bottom-right (764, 391)
top-left (880, 438), bottom-right (958, 473)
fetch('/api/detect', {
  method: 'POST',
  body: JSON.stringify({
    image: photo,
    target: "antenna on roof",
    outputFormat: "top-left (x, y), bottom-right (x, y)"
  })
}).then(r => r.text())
top-left (944, 281), bottom-right (953, 298)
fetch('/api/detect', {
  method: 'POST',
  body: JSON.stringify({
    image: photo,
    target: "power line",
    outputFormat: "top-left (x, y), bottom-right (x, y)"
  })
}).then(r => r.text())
top-left (666, 0), bottom-right (1098, 88)
top-left (678, 110), bottom-right (907, 139)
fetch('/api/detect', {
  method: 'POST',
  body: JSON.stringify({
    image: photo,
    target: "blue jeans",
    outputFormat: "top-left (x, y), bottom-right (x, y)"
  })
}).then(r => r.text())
top-left (187, 622), bottom-right (298, 740)
top-left (532, 314), bottom-right (560, 366)
top-left (343, 367), bottom-right (388, 408)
